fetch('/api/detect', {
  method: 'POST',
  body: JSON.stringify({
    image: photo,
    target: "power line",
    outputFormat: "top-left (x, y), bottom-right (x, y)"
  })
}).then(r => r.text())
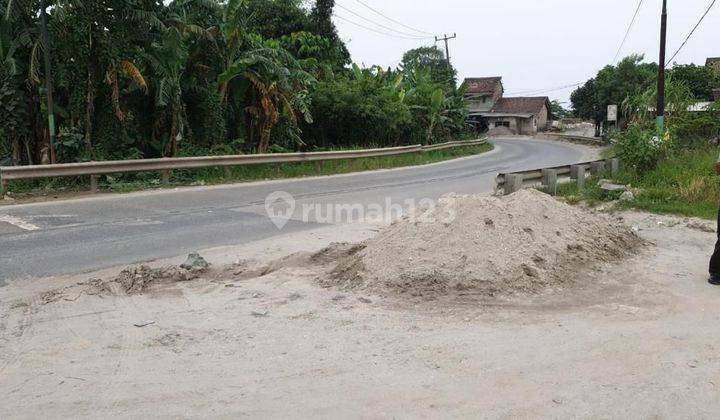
top-left (613, 0), bottom-right (645, 64)
top-left (350, 0), bottom-right (437, 36)
top-left (332, 13), bottom-right (433, 40)
top-left (665, 0), bottom-right (717, 66)
top-left (505, 82), bottom-right (584, 97)
top-left (334, 3), bottom-right (432, 38)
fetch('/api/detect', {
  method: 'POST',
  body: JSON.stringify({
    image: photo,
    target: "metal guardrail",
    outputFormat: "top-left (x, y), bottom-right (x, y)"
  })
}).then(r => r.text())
top-left (496, 157), bottom-right (620, 195)
top-left (421, 139), bottom-right (487, 152)
top-left (0, 138), bottom-right (488, 194)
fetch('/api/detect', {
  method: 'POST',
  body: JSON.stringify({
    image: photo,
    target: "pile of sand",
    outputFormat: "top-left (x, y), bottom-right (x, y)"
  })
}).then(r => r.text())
top-left (325, 189), bottom-right (640, 297)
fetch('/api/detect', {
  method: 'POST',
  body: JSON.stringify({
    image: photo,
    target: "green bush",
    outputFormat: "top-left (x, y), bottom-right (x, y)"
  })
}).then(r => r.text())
top-left (615, 123), bottom-right (664, 172)
top-left (672, 102), bottom-right (720, 145)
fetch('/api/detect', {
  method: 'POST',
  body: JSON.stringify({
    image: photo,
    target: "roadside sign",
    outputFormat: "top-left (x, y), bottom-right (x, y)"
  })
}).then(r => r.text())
top-left (607, 105), bottom-right (618, 122)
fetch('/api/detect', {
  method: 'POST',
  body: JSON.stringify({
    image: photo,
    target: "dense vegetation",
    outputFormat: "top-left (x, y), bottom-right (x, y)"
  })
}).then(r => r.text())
top-left (570, 54), bottom-right (720, 135)
top-left (564, 54), bottom-right (720, 219)
top-left (0, 0), bottom-right (470, 166)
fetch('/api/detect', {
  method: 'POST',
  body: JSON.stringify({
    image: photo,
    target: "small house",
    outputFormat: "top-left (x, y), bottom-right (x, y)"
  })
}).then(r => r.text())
top-left (463, 77), bottom-right (504, 114)
top-left (707, 57), bottom-right (720, 73)
top-left (463, 76), bottom-right (551, 135)
top-left (482, 97), bottom-right (551, 135)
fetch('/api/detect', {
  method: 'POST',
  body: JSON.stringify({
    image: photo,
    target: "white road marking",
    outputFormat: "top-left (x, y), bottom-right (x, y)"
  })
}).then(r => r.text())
top-left (0, 215), bottom-right (41, 231)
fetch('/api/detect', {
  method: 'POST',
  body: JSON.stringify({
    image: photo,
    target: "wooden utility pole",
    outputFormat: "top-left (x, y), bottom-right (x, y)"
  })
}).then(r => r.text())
top-left (435, 33), bottom-right (457, 69)
top-left (39, 0), bottom-right (57, 163)
top-left (656, 0), bottom-right (668, 139)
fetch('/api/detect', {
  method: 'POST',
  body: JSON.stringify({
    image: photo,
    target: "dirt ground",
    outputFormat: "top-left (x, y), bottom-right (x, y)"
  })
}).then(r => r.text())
top-left (2, 211), bottom-right (720, 419)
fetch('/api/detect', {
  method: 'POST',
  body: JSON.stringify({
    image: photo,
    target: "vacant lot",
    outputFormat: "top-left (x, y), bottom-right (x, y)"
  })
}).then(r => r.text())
top-left (1, 206), bottom-right (719, 418)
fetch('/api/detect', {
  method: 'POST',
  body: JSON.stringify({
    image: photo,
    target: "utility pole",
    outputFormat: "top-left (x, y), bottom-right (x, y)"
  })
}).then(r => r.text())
top-left (435, 33), bottom-right (457, 69)
top-left (656, 0), bottom-right (668, 140)
top-left (39, 0), bottom-right (57, 163)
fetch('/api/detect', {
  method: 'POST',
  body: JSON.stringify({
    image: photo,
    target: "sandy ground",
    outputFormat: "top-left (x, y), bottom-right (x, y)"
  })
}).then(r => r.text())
top-left (2, 210), bottom-right (720, 419)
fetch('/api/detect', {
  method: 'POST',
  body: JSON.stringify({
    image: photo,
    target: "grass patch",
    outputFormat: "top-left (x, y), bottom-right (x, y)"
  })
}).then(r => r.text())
top-left (613, 148), bottom-right (720, 220)
top-left (552, 148), bottom-right (720, 220)
top-left (4, 142), bottom-right (493, 199)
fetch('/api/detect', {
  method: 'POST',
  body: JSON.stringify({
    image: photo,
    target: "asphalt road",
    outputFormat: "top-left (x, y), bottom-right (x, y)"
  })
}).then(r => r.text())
top-left (0, 137), bottom-right (598, 284)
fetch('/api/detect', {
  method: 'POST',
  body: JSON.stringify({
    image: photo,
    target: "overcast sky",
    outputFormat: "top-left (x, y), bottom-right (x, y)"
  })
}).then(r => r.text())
top-left (332, 0), bottom-right (719, 105)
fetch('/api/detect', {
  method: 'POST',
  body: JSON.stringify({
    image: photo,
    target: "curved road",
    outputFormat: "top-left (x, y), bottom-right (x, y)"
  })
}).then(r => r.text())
top-left (0, 137), bottom-right (598, 283)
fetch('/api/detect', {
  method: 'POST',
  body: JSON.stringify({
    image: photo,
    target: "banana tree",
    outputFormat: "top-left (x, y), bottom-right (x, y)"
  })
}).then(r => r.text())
top-left (408, 87), bottom-right (464, 145)
top-left (215, 0), bottom-right (252, 103)
top-left (405, 66), bottom-right (467, 145)
top-left (218, 38), bottom-right (314, 153)
top-left (424, 88), bottom-right (450, 144)
top-left (0, 9), bottom-right (31, 163)
top-left (146, 27), bottom-right (189, 157)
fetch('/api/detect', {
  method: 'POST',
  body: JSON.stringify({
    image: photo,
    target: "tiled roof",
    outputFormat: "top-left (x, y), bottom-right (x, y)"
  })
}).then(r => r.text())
top-left (464, 77), bottom-right (503, 94)
top-left (707, 57), bottom-right (720, 66)
top-left (490, 97), bottom-right (550, 116)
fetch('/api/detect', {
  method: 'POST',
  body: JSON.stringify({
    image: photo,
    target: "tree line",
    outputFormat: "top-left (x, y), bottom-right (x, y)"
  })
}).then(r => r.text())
top-left (0, 0), bottom-right (469, 165)
top-left (570, 54), bottom-right (720, 173)
top-left (570, 54), bottom-right (720, 138)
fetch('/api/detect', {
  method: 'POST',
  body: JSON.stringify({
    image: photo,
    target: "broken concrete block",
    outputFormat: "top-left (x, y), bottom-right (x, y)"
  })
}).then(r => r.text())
top-left (180, 252), bottom-right (210, 272)
top-left (619, 191), bottom-right (635, 201)
top-left (600, 182), bottom-right (628, 192)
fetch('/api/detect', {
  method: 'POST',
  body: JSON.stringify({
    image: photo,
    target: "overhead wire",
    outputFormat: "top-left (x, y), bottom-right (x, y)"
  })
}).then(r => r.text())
top-left (505, 82), bottom-right (584, 97)
top-left (506, 1), bottom-right (648, 98)
top-left (350, 0), bottom-right (438, 36)
top-left (334, 3), bottom-right (433, 39)
top-left (665, 0), bottom-right (717, 66)
top-left (332, 13), bottom-right (434, 40)
top-left (612, 0), bottom-right (645, 64)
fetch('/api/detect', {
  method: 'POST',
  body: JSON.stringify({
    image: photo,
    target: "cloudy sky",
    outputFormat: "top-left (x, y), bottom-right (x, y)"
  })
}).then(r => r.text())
top-left (332, 0), bottom-right (719, 104)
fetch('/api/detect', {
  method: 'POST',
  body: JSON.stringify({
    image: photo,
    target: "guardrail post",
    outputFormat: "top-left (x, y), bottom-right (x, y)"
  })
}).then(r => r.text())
top-left (314, 161), bottom-right (323, 174)
top-left (570, 164), bottom-right (582, 180)
top-left (161, 170), bottom-right (171, 185)
top-left (606, 158), bottom-right (620, 177)
top-left (590, 161), bottom-right (606, 177)
top-left (541, 168), bottom-right (553, 186)
top-left (1, 179), bottom-right (8, 196)
top-left (505, 174), bottom-right (524, 194)
top-left (223, 167), bottom-right (231, 178)
top-left (90, 175), bottom-right (100, 192)
top-left (542, 169), bottom-right (559, 195)
top-left (575, 166), bottom-right (586, 189)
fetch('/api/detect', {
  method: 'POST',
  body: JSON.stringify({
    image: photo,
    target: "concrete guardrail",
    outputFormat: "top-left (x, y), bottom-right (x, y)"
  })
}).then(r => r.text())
top-left (538, 133), bottom-right (604, 145)
top-left (496, 157), bottom-right (621, 195)
top-left (0, 138), bottom-right (488, 194)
